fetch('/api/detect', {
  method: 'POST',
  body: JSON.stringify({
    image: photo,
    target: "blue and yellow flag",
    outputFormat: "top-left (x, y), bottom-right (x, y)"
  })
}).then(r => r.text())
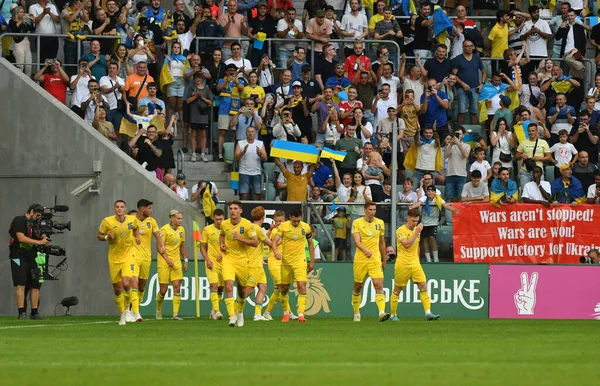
top-left (403, 142), bottom-right (444, 173)
top-left (432, 5), bottom-right (453, 44)
top-left (270, 140), bottom-right (320, 164)
top-left (119, 114), bottom-right (166, 138)
top-left (321, 148), bottom-right (347, 162)
top-left (159, 55), bottom-right (190, 94)
top-left (402, 0), bottom-right (417, 16)
top-left (230, 172), bottom-right (239, 191)
top-left (513, 120), bottom-right (530, 144)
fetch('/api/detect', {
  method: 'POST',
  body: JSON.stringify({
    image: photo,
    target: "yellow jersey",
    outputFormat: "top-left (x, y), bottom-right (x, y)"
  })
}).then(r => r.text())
top-left (267, 227), bottom-right (282, 264)
top-left (248, 225), bottom-right (268, 268)
top-left (351, 217), bottom-right (385, 263)
top-left (333, 217), bottom-right (349, 239)
top-left (99, 215), bottom-right (139, 264)
top-left (159, 224), bottom-right (185, 268)
top-left (219, 218), bottom-right (256, 264)
top-left (201, 224), bottom-right (222, 269)
top-left (134, 216), bottom-right (159, 262)
top-left (396, 225), bottom-right (420, 267)
top-left (278, 220), bottom-right (311, 265)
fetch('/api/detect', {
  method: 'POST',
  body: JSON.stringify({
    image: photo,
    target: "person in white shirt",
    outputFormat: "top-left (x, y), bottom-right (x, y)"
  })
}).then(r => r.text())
top-left (99, 62), bottom-right (126, 134)
top-left (174, 174), bottom-right (189, 200)
top-left (549, 129), bottom-right (579, 176)
top-left (371, 83), bottom-right (396, 128)
top-left (29, 0), bottom-right (60, 62)
top-left (224, 42), bottom-right (253, 81)
top-left (69, 59), bottom-right (95, 117)
top-left (276, 7), bottom-right (304, 68)
top-left (469, 147), bottom-right (492, 183)
top-left (460, 170), bottom-right (490, 202)
top-left (586, 172), bottom-right (600, 204)
top-left (376, 63), bottom-right (401, 105)
top-left (521, 5), bottom-right (552, 73)
top-left (81, 79), bottom-right (109, 124)
top-left (273, 107), bottom-right (301, 141)
top-left (521, 166), bottom-right (551, 205)
top-left (339, 0), bottom-right (369, 57)
top-left (234, 126), bottom-right (267, 200)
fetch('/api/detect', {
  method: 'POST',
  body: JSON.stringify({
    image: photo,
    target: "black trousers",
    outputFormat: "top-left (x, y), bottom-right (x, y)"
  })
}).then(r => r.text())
top-left (39, 37), bottom-right (59, 64)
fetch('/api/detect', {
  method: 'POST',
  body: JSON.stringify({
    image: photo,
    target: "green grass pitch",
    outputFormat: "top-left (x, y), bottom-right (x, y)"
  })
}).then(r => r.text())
top-left (0, 316), bottom-right (597, 385)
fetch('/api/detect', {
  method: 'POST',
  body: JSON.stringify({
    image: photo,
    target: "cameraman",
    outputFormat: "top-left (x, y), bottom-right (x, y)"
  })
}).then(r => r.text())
top-left (8, 204), bottom-right (51, 320)
top-left (581, 249), bottom-right (600, 264)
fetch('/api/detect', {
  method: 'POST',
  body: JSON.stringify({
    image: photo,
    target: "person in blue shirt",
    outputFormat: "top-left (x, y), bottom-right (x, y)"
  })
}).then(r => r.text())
top-left (419, 78), bottom-right (449, 139)
top-left (215, 63), bottom-right (244, 160)
top-left (325, 63), bottom-right (352, 90)
top-left (81, 39), bottom-right (109, 81)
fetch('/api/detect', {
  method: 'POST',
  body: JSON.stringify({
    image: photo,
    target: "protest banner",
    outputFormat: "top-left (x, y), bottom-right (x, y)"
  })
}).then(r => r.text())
top-left (452, 203), bottom-right (600, 264)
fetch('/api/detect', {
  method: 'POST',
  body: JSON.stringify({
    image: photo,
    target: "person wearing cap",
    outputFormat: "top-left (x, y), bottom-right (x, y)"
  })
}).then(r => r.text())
top-left (515, 122), bottom-right (552, 188)
top-left (174, 173), bottom-right (189, 200)
top-left (9, 204), bottom-right (51, 320)
top-left (305, 8), bottom-right (332, 63)
top-left (216, 63), bottom-right (245, 160)
top-left (128, 2), bottom-right (149, 26)
top-left (156, 210), bottom-right (188, 321)
top-left (276, 7), bottom-right (304, 68)
top-left (551, 164), bottom-right (586, 205)
top-left (248, 2), bottom-right (276, 67)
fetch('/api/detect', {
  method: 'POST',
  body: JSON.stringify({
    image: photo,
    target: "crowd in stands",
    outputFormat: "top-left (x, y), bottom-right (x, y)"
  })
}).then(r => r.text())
top-left (2, 0), bottom-right (600, 217)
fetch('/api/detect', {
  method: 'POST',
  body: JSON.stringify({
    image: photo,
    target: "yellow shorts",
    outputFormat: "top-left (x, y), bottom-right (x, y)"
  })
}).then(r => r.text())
top-left (394, 265), bottom-right (427, 287)
top-left (222, 260), bottom-right (249, 287)
top-left (247, 266), bottom-right (267, 287)
top-left (205, 263), bottom-right (224, 286)
top-left (109, 261), bottom-right (136, 284)
top-left (267, 259), bottom-right (282, 285)
top-left (353, 260), bottom-right (384, 283)
top-left (281, 261), bottom-right (307, 285)
top-left (136, 259), bottom-right (152, 280)
top-left (157, 266), bottom-right (184, 284)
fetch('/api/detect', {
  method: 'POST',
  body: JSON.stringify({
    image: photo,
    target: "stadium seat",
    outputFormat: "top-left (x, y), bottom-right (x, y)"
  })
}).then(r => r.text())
top-left (445, 208), bottom-right (454, 224)
top-left (266, 183), bottom-right (276, 201)
top-left (437, 225), bottom-right (453, 261)
top-left (314, 224), bottom-right (331, 260)
top-left (404, 169), bottom-right (413, 180)
top-left (436, 185), bottom-right (445, 197)
top-left (223, 142), bottom-right (235, 165)
top-left (462, 125), bottom-right (483, 135)
top-left (545, 166), bottom-right (556, 184)
top-left (263, 162), bottom-right (277, 185)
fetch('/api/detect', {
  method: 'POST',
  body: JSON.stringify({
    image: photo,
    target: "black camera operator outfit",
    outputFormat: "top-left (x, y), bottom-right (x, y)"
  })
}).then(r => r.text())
top-left (8, 205), bottom-right (49, 319)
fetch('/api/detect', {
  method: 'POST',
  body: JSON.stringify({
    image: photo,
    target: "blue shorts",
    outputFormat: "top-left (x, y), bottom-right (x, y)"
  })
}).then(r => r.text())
top-left (457, 87), bottom-right (478, 114)
top-left (445, 175), bottom-right (466, 199)
top-left (166, 76), bottom-right (184, 98)
top-left (239, 174), bottom-right (262, 195)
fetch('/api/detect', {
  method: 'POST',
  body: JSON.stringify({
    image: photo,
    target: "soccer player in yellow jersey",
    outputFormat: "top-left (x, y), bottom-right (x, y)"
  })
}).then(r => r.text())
top-left (249, 206), bottom-right (281, 321)
top-left (274, 208), bottom-right (314, 323)
top-left (263, 210), bottom-right (296, 320)
top-left (156, 210), bottom-right (188, 321)
top-left (391, 209), bottom-right (440, 321)
top-left (132, 199), bottom-right (166, 322)
top-left (200, 208), bottom-right (225, 320)
top-left (219, 200), bottom-right (258, 327)
top-left (351, 201), bottom-right (390, 322)
top-left (97, 200), bottom-right (141, 326)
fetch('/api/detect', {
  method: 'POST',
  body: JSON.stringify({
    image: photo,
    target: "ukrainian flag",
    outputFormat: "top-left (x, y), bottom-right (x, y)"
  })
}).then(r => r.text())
top-left (270, 140), bottom-right (320, 164)
top-left (321, 148), bottom-right (347, 162)
top-left (513, 120), bottom-right (530, 144)
top-left (230, 172), bottom-right (239, 191)
top-left (119, 114), bottom-right (166, 138)
top-left (402, 0), bottom-right (417, 16)
top-left (432, 5), bottom-right (454, 45)
top-left (462, 132), bottom-right (476, 149)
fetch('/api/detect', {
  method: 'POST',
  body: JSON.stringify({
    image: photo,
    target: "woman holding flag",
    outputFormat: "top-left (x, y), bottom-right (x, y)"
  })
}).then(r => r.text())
top-left (160, 41), bottom-right (190, 126)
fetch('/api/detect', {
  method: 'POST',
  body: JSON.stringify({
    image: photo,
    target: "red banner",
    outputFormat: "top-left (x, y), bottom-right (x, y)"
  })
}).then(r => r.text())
top-left (452, 203), bottom-right (600, 264)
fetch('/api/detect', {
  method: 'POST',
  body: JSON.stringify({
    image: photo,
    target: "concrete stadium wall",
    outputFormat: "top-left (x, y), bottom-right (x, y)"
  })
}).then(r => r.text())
top-left (0, 58), bottom-right (204, 317)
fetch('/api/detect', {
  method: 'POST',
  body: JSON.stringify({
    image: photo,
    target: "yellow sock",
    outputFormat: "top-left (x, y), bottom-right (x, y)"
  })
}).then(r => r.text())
top-left (124, 289), bottom-right (131, 310)
top-left (420, 290), bottom-right (431, 315)
top-left (139, 291), bottom-right (145, 304)
top-left (131, 289), bottom-right (139, 313)
top-left (351, 293), bottom-right (361, 314)
top-left (156, 293), bottom-right (164, 312)
top-left (173, 293), bottom-right (181, 315)
top-left (375, 292), bottom-right (386, 314)
top-left (114, 293), bottom-right (125, 314)
top-left (255, 305), bottom-right (263, 315)
top-left (297, 294), bottom-right (307, 316)
top-left (391, 291), bottom-right (400, 316)
top-left (266, 289), bottom-right (279, 313)
top-left (225, 296), bottom-right (235, 317)
top-left (280, 293), bottom-right (290, 313)
top-left (210, 291), bottom-right (220, 312)
top-left (235, 296), bottom-right (246, 313)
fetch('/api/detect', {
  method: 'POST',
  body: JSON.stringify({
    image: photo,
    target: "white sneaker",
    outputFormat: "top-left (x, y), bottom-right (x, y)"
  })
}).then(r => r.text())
top-left (125, 309), bottom-right (135, 323)
top-left (228, 315), bottom-right (237, 327)
top-left (200, 153), bottom-right (208, 162)
top-left (155, 310), bottom-right (162, 320)
top-left (354, 314), bottom-right (361, 322)
top-left (214, 311), bottom-right (223, 320)
top-left (209, 310), bottom-right (216, 320)
top-left (134, 312), bottom-right (143, 322)
top-left (119, 313), bottom-right (126, 326)
top-left (190, 153), bottom-right (197, 162)
top-left (254, 314), bottom-right (270, 321)
top-left (235, 312), bottom-right (244, 327)
top-left (289, 312), bottom-right (298, 320)
top-left (172, 314), bottom-right (183, 321)
top-left (262, 312), bottom-right (273, 321)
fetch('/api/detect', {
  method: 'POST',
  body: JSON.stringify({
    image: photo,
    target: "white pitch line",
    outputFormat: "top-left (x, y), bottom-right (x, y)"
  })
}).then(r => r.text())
top-left (0, 320), bottom-right (115, 330)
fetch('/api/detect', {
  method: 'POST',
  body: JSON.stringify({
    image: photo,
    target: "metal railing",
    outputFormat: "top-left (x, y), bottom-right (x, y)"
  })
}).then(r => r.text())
top-left (1, 33), bottom-right (122, 72)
